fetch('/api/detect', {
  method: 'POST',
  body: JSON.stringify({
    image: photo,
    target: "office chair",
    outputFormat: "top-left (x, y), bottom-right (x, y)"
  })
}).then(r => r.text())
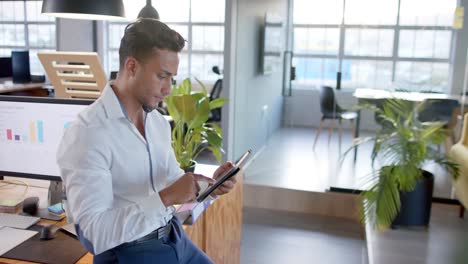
top-left (38, 52), bottom-right (107, 99)
top-left (313, 86), bottom-right (358, 150)
top-left (207, 66), bottom-right (223, 123)
top-left (419, 98), bottom-right (460, 153)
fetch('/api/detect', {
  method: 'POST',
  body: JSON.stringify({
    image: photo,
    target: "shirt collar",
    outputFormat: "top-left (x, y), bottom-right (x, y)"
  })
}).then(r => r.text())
top-left (100, 82), bottom-right (128, 120)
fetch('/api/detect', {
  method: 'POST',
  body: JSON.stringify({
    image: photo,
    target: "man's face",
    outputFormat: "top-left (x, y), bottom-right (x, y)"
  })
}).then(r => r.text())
top-left (131, 49), bottom-right (179, 112)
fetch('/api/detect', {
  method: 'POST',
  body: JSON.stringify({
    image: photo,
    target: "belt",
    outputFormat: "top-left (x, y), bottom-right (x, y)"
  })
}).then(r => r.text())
top-left (132, 219), bottom-right (172, 244)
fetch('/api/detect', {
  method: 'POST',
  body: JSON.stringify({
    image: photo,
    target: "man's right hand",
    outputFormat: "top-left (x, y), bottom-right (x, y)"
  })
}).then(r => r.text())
top-left (159, 173), bottom-right (215, 207)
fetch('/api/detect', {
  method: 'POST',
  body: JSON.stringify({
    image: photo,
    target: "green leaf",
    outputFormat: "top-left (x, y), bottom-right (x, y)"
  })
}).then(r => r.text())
top-left (209, 98), bottom-right (228, 109)
top-left (189, 97), bottom-right (211, 129)
top-left (207, 146), bottom-right (223, 164)
top-left (195, 77), bottom-right (208, 96)
top-left (172, 95), bottom-right (197, 123)
top-left (165, 96), bottom-right (181, 122)
top-left (180, 78), bottom-right (192, 94)
top-left (206, 123), bottom-right (223, 136)
top-left (363, 167), bottom-right (401, 229)
top-left (205, 128), bottom-right (223, 147)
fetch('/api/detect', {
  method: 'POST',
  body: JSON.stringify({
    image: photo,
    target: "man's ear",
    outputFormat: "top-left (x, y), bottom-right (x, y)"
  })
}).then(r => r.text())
top-left (124, 57), bottom-right (138, 77)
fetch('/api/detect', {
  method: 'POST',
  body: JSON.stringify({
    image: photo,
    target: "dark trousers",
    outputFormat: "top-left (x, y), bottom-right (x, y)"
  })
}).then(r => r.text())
top-left (94, 217), bottom-right (213, 264)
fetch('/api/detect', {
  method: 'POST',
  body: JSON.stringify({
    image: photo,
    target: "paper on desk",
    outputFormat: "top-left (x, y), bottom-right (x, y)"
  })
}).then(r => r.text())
top-left (0, 227), bottom-right (37, 256)
top-left (61, 223), bottom-right (77, 237)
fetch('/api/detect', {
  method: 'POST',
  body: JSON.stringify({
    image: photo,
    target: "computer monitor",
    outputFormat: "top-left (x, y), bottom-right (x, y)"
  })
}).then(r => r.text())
top-left (11, 51), bottom-right (31, 83)
top-left (0, 96), bottom-right (93, 182)
top-left (0, 57), bottom-right (12, 78)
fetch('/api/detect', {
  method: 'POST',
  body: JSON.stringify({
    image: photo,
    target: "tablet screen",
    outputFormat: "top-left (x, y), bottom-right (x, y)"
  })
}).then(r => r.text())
top-left (196, 149), bottom-right (251, 202)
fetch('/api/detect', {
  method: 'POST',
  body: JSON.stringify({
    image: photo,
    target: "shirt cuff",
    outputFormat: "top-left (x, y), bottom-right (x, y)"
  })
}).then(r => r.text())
top-left (138, 193), bottom-right (171, 224)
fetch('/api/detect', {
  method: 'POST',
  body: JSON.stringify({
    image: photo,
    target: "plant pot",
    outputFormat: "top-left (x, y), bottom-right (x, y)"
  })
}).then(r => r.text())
top-left (392, 170), bottom-right (434, 228)
top-left (184, 161), bottom-right (197, 173)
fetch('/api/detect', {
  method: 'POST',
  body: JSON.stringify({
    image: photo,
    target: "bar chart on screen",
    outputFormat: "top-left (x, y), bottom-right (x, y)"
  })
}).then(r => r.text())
top-left (0, 101), bottom-right (84, 177)
top-left (1, 120), bottom-right (45, 143)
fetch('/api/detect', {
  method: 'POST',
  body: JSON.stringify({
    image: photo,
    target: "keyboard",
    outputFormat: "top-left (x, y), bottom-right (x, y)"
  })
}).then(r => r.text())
top-left (0, 213), bottom-right (40, 229)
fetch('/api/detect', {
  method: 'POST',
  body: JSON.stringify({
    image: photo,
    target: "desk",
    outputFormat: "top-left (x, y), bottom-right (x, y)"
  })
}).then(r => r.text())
top-left (0, 78), bottom-right (49, 97)
top-left (0, 164), bottom-right (243, 264)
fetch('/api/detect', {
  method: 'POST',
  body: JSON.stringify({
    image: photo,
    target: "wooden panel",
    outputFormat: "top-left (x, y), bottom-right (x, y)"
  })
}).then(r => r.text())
top-left (204, 171), bottom-right (243, 264)
top-left (244, 184), bottom-right (360, 222)
top-left (38, 52), bottom-right (107, 99)
top-left (61, 82), bottom-right (100, 91)
top-left (56, 73), bottom-right (95, 81)
top-left (51, 64), bottom-right (91, 71)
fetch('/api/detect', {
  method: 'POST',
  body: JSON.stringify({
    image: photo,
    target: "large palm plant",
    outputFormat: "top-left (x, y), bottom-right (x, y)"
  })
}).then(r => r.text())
top-left (348, 99), bottom-right (459, 229)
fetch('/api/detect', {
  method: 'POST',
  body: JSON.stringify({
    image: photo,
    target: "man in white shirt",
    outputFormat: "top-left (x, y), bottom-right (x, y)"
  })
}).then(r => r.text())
top-left (57, 18), bottom-right (237, 263)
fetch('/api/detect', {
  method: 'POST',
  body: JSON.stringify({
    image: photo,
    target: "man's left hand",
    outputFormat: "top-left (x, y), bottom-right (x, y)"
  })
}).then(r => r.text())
top-left (211, 161), bottom-right (237, 196)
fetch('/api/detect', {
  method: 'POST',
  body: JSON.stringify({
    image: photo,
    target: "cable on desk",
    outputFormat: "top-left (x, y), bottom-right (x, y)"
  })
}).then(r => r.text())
top-left (0, 180), bottom-right (49, 190)
top-left (0, 179), bottom-right (30, 199)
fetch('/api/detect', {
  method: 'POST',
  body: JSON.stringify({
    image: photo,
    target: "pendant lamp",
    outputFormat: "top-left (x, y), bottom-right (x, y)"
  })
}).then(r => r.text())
top-left (138, 0), bottom-right (160, 19)
top-left (41, 0), bottom-right (125, 21)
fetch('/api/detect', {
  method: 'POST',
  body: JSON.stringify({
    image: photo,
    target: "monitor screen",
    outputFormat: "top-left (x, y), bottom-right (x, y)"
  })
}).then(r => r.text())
top-left (11, 51), bottom-right (31, 83)
top-left (0, 96), bottom-right (93, 181)
top-left (0, 57), bottom-right (12, 78)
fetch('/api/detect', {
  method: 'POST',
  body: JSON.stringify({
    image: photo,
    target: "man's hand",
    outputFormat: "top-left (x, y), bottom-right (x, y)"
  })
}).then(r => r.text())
top-left (159, 173), bottom-right (215, 207)
top-left (212, 161), bottom-right (237, 197)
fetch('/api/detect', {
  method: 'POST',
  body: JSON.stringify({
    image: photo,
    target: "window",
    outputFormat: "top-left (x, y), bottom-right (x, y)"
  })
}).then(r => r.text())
top-left (293, 0), bottom-right (456, 92)
top-left (105, 0), bottom-right (225, 82)
top-left (0, 1), bottom-right (56, 74)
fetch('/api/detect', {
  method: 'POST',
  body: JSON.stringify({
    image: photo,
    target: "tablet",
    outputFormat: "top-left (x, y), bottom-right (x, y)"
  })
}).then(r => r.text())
top-left (196, 149), bottom-right (252, 202)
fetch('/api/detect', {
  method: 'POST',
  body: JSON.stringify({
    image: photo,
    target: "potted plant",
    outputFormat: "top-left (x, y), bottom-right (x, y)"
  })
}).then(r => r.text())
top-left (164, 77), bottom-right (227, 172)
top-left (346, 99), bottom-right (459, 229)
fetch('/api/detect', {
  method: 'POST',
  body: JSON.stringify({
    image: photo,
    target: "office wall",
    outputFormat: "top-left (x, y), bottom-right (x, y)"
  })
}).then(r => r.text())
top-left (231, 0), bottom-right (287, 158)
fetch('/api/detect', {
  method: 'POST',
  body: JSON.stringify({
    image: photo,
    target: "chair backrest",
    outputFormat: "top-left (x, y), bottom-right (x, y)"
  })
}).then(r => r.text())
top-left (418, 99), bottom-right (460, 122)
top-left (207, 79), bottom-right (223, 122)
top-left (38, 51), bottom-right (107, 99)
top-left (319, 86), bottom-right (342, 115)
top-left (209, 79), bottom-right (223, 101)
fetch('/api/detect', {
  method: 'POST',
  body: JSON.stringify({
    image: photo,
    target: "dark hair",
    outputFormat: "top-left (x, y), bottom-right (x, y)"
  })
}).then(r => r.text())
top-left (119, 18), bottom-right (185, 69)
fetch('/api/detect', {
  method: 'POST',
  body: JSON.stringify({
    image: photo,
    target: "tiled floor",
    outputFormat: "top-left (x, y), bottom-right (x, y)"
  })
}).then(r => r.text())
top-left (240, 208), bottom-right (367, 264)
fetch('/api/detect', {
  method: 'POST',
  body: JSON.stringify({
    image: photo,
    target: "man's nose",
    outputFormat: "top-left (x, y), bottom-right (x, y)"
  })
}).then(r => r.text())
top-left (161, 83), bottom-right (171, 96)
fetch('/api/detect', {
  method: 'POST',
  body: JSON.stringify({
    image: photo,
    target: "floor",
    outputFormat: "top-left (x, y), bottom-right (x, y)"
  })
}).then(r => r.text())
top-left (244, 127), bottom-right (454, 199)
top-left (367, 203), bottom-right (468, 264)
top-left (240, 208), bottom-right (367, 264)
top-left (241, 126), bottom-right (467, 264)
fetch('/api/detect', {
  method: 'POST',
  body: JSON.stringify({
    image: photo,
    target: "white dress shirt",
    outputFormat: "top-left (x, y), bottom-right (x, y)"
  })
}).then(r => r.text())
top-left (57, 84), bottom-right (184, 255)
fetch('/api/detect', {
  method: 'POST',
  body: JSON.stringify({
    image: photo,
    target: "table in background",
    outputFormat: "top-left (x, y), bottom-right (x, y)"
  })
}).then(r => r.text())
top-left (0, 78), bottom-right (49, 97)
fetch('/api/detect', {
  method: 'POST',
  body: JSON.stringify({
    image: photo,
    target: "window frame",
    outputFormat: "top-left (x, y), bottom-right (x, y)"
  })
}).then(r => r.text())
top-left (104, 2), bottom-right (225, 83)
top-left (0, 0), bottom-right (57, 73)
top-left (292, 0), bottom-right (456, 92)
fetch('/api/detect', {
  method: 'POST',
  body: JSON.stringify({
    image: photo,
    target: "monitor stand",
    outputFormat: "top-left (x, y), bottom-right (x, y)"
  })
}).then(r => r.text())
top-left (48, 180), bottom-right (63, 206)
